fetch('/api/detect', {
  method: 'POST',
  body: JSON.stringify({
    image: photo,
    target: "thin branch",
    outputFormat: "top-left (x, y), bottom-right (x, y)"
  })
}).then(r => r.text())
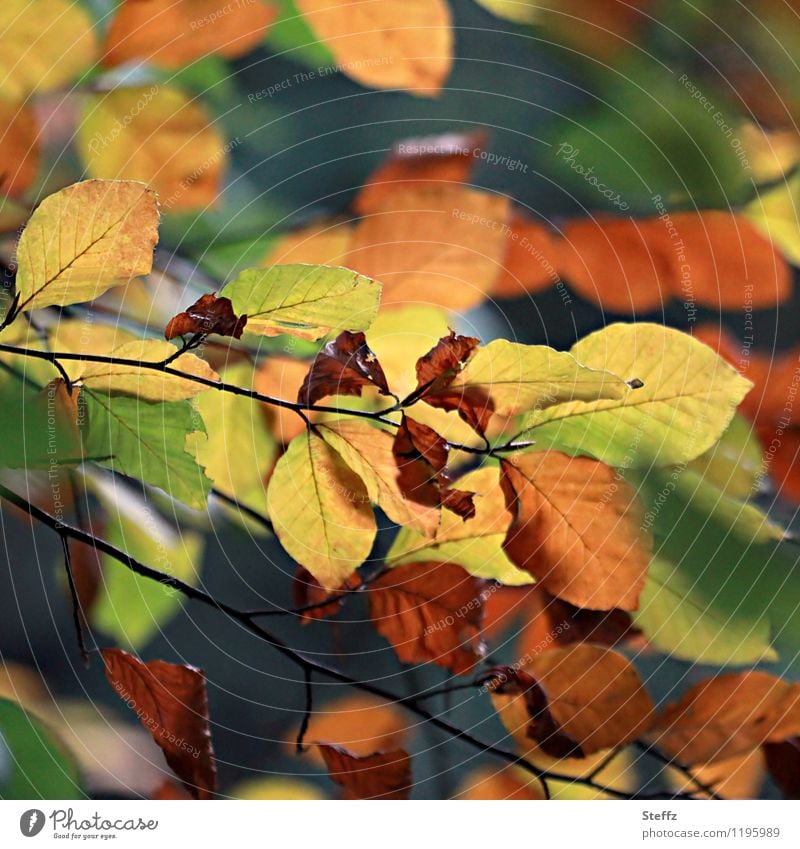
top-left (59, 536), bottom-right (89, 667)
top-left (210, 489), bottom-right (274, 535)
top-left (296, 668), bottom-right (313, 754)
top-left (634, 741), bottom-right (723, 800)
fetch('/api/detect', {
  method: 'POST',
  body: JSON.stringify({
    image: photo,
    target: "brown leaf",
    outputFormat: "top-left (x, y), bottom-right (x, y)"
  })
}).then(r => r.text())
top-left (317, 744), bottom-right (412, 799)
top-left (102, 648), bottom-right (216, 799)
top-left (489, 644), bottom-right (654, 758)
top-left (164, 293), bottom-right (247, 340)
top-left (650, 671), bottom-right (800, 765)
top-left (367, 562), bottom-right (485, 674)
top-left (0, 102), bottom-right (40, 198)
top-left (500, 452), bottom-right (651, 611)
top-left (354, 129), bottom-right (486, 215)
top-left (297, 330), bottom-right (391, 406)
top-left (392, 415), bottom-right (475, 519)
top-left (151, 779), bottom-right (193, 800)
top-left (764, 738), bottom-right (800, 799)
top-left (292, 565), bottom-right (361, 624)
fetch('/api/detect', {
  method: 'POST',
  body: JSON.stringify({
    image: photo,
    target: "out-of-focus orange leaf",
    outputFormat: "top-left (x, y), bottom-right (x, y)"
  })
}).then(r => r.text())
top-left (102, 648), bottom-right (216, 799)
top-left (0, 102), bottom-right (39, 198)
top-left (165, 293), bottom-right (247, 340)
top-left (500, 452), bottom-right (651, 611)
top-left (255, 356), bottom-right (316, 443)
top-left (151, 780), bottom-right (193, 800)
top-left (296, 0), bottom-right (452, 96)
top-left (354, 129), bottom-right (486, 215)
top-left (292, 565), bottom-right (361, 624)
top-left (297, 330), bottom-right (391, 406)
top-left (665, 748), bottom-right (766, 800)
top-left (759, 425), bottom-right (800, 504)
top-left (367, 561), bottom-right (485, 674)
top-left (261, 218), bottom-right (353, 266)
top-left (490, 644), bottom-right (654, 758)
top-left (764, 738), bottom-right (800, 799)
top-left (651, 671), bottom-right (800, 765)
top-left (347, 185), bottom-right (510, 309)
top-left (492, 215), bottom-right (564, 298)
top-left (103, 0), bottom-right (277, 68)
top-left (317, 744), bottom-right (411, 799)
top-left (453, 766), bottom-right (545, 799)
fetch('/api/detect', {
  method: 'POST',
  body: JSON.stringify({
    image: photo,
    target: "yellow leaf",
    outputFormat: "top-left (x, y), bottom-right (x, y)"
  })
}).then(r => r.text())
top-left (103, 0), bottom-right (277, 69)
top-left (230, 777), bottom-right (326, 800)
top-left (267, 430), bottom-right (376, 588)
top-left (296, 0), bottom-right (452, 96)
top-left (0, 0), bottom-right (96, 101)
top-left (78, 86), bottom-right (227, 212)
top-left (0, 101), bottom-right (39, 197)
top-left (347, 185), bottom-right (509, 310)
top-left (520, 323), bottom-right (753, 467)
top-left (14, 180), bottom-right (159, 313)
top-left (319, 419), bottom-right (440, 535)
top-left (224, 263), bottom-right (381, 340)
top-left (745, 170), bottom-right (800, 265)
top-left (77, 340), bottom-right (219, 401)
top-left (474, 0), bottom-right (539, 24)
top-left (387, 466), bottom-right (532, 585)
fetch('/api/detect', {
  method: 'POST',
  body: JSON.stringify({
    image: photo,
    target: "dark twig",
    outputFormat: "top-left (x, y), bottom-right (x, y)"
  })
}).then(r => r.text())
top-left (296, 668), bottom-right (313, 754)
top-left (59, 536), bottom-right (89, 667)
top-left (634, 741), bottom-right (723, 800)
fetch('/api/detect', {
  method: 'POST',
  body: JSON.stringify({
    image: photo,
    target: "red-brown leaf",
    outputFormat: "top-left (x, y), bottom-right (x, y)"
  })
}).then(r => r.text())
top-left (102, 648), bottom-right (216, 799)
top-left (292, 565), bottom-right (362, 624)
top-left (392, 415), bottom-right (475, 519)
top-left (367, 561), bottom-right (486, 674)
top-left (164, 293), bottom-right (247, 340)
top-left (317, 744), bottom-right (412, 799)
top-left (764, 738), bottom-right (800, 799)
top-left (298, 330), bottom-right (391, 406)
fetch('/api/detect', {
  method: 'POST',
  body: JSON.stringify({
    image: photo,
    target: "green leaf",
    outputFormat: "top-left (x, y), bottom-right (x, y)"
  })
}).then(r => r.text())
top-left (89, 475), bottom-right (204, 649)
top-left (80, 389), bottom-right (211, 509)
top-left (223, 263), bottom-right (381, 340)
top-left (387, 467), bottom-right (532, 586)
top-left (0, 699), bottom-right (83, 799)
top-left (687, 414), bottom-right (765, 499)
top-left (266, 0), bottom-right (335, 68)
top-left (267, 429), bottom-right (376, 589)
top-left (519, 323), bottom-right (753, 467)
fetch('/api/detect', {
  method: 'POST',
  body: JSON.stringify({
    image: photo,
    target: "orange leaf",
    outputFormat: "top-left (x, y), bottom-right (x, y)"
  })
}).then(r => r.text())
top-left (102, 648), bottom-right (216, 799)
top-left (368, 561), bottom-right (485, 674)
top-left (454, 766), bottom-right (544, 799)
top-left (261, 217), bottom-right (353, 266)
top-left (255, 356), bottom-right (317, 443)
top-left (651, 671), bottom-right (800, 765)
top-left (317, 744), bottom-right (412, 799)
top-left (492, 215), bottom-right (563, 297)
top-left (103, 0), bottom-right (276, 68)
top-left (0, 102), bottom-right (39, 198)
top-left (354, 129), bottom-right (486, 215)
top-left (500, 452), bottom-right (651, 611)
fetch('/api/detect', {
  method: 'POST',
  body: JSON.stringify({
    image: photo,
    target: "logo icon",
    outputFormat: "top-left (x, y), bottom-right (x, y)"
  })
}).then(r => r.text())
top-left (19, 810), bottom-right (45, 837)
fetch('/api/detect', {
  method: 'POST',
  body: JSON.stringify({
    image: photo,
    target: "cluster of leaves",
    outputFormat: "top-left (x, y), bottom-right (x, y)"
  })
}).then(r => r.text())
top-left (1, 172), bottom-right (799, 801)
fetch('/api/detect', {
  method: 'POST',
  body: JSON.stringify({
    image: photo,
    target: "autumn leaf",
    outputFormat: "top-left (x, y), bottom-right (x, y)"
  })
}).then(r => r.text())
top-left (354, 129), bottom-right (486, 215)
top-left (764, 739), bottom-right (800, 799)
top-left (165, 293), bottom-right (248, 340)
top-left (0, 0), bottom-right (96, 101)
top-left (500, 451), bottom-right (652, 611)
top-left (392, 415), bottom-right (475, 520)
top-left (103, 0), bottom-right (277, 68)
top-left (317, 744), bottom-right (412, 799)
top-left (490, 644), bottom-right (654, 758)
top-left (298, 330), bottom-right (391, 406)
top-left (78, 87), bottom-right (227, 212)
top-left (292, 565), bottom-right (361, 623)
top-left (102, 648), bottom-right (216, 799)
top-left (520, 323), bottom-right (754, 467)
top-left (318, 419), bottom-right (441, 535)
top-left (474, 0), bottom-right (539, 24)
top-left (346, 185), bottom-right (510, 310)
top-left (454, 766), bottom-right (545, 799)
top-left (261, 217), bottom-right (353, 266)
top-left (492, 214), bottom-right (563, 297)
top-left (267, 430), bottom-right (376, 589)
top-left (296, 0), bottom-right (452, 96)
top-left (0, 103), bottom-right (40, 198)
top-left (367, 561), bottom-right (486, 674)
top-left (14, 181), bottom-right (159, 313)
top-left (650, 671), bottom-right (800, 765)
top-left (223, 264), bottom-right (381, 340)
top-left (255, 355), bottom-right (317, 443)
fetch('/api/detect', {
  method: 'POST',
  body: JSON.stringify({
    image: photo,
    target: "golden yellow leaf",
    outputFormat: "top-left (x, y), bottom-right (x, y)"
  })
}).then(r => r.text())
top-left (77, 340), bottom-right (219, 401)
top-left (296, 0), bottom-right (453, 96)
top-left (319, 419), bottom-right (440, 535)
top-left (46, 320), bottom-right (138, 382)
top-left (346, 185), bottom-right (510, 310)
top-left (267, 429), bottom-right (376, 588)
top-left (103, 0), bottom-right (277, 68)
top-left (0, 0), bottom-right (96, 101)
top-left (14, 180), bottom-right (160, 313)
top-left (78, 86), bottom-right (227, 212)
top-left (229, 777), bottom-right (326, 800)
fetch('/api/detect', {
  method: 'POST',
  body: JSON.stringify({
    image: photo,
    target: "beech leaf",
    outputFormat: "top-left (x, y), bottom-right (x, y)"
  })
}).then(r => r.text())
top-left (165, 293), bottom-right (248, 340)
top-left (317, 744), bottom-right (412, 799)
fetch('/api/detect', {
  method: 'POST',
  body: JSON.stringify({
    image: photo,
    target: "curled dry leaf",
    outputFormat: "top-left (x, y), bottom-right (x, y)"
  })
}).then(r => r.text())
top-left (392, 415), bottom-right (475, 519)
top-left (292, 565), bottom-right (362, 624)
top-left (489, 644), bottom-right (654, 759)
top-left (317, 744), bottom-right (412, 800)
top-left (500, 451), bottom-right (652, 611)
top-left (102, 648), bottom-right (216, 799)
top-left (354, 129), bottom-right (487, 215)
top-left (650, 671), bottom-right (800, 765)
top-left (368, 561), bottom-right (486, 674)
top-left (164, 293), bottom-right (248, 340)
top-left (298, 330), bottom-right (391, 406)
